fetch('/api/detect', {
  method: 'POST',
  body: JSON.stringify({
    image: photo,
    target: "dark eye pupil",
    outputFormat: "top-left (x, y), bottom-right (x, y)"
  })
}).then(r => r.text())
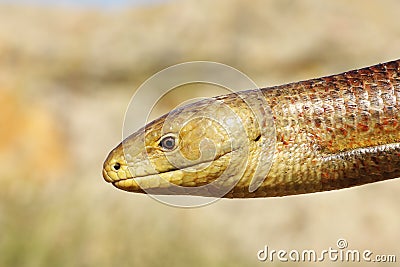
top-left (161, 136), bottom-right (175, 150)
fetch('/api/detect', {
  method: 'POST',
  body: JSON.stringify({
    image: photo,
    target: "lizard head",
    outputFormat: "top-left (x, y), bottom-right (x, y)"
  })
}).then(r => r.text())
top-left (103, 91), bottom-right (275, 197)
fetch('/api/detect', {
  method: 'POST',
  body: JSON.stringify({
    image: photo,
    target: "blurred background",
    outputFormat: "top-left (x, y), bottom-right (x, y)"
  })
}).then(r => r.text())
top-left (1, 0), bottom-right (400, 266)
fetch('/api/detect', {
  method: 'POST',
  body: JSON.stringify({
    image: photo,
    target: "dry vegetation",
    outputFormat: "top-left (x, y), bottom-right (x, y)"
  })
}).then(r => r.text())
top-left (1, 0), bottom-right (400, 266)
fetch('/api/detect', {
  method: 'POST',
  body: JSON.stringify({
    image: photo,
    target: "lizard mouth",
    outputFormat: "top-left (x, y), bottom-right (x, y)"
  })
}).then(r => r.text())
top-left (110, 150), bottom-right (239, 194)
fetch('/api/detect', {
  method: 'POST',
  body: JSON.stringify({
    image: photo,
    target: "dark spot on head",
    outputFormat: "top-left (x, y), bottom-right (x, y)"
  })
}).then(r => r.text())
top-left (112, 162), bottom-right (121, 171)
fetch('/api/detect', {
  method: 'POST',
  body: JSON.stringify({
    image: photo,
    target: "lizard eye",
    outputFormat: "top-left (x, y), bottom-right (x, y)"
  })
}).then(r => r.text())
top-left (159, 135), bottom-right (177, 151)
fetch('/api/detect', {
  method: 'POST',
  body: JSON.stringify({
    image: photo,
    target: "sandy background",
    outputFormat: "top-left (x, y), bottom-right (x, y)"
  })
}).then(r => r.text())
top-left (1, 0), bottom-right (400, 266)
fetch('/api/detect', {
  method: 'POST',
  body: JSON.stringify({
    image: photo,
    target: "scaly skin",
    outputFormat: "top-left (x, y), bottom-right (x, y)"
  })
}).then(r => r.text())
top-left (103, 60), bottom-right (400, 198)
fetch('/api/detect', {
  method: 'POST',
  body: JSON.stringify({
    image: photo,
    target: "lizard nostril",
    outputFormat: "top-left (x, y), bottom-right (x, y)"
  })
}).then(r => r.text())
top-left (112, 162), bottom-right (121, 171)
